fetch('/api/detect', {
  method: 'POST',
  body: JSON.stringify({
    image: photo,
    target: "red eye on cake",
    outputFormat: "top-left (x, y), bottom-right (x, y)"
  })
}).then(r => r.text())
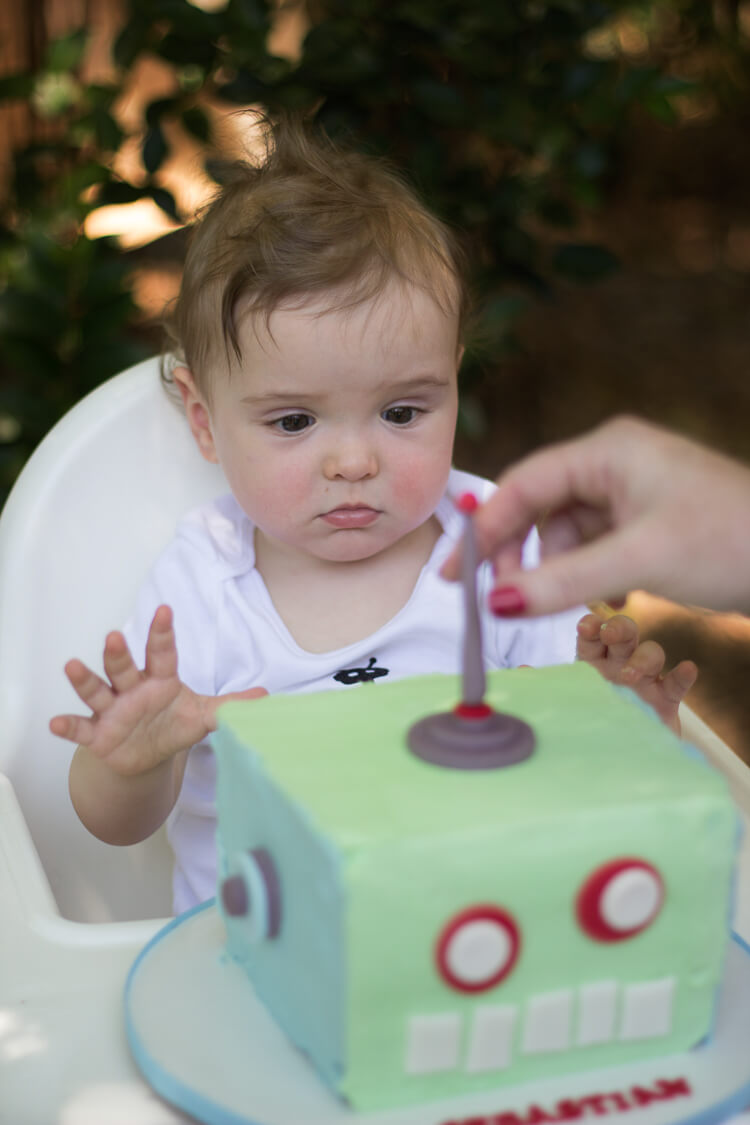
top-left (435, 905), bottom-right (521, 992)
top-left (576, 858), bottom-right (664, 942)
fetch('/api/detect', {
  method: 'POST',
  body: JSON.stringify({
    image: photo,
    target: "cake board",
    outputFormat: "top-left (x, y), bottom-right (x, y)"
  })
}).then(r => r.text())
top-left (125, 901), bottom-right (750, 1125)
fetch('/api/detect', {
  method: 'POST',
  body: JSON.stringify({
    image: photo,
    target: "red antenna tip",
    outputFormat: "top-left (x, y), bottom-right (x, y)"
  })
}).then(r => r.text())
top-left (456, 491), bottom-right (479, 513)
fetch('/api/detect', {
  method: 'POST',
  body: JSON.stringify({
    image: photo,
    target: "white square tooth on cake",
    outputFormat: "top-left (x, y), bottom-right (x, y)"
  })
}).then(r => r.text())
top-left (576, 980), bottom-right (618, 1045)
top-left (521, 989), bottom-right (573, 1052)
top-left (464, 1005), bottom-right (517, 1072)
top-left (405, 1013), bottom-right (462, 1074)
top-left (619, 977), bottom-right (676, 1040)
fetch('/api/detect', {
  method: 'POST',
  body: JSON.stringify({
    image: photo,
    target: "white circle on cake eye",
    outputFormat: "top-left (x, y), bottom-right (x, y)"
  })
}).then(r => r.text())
top-left (600, 867), bottom-right (662, 931)
top-left (444, 919), bottom-right (513, 984)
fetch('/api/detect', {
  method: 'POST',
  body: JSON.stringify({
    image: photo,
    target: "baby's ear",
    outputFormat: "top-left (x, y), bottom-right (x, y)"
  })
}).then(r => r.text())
top-left (172, 365), bottom-right (219, 465)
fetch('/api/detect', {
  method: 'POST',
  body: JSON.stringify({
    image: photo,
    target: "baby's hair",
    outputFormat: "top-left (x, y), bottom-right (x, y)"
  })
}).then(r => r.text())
top-left (164, 114), bottom-right (469, 394)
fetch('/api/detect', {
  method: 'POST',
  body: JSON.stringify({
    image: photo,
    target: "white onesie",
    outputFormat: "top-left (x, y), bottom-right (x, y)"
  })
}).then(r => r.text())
top-left (123, 468), bottom-right (583, 913)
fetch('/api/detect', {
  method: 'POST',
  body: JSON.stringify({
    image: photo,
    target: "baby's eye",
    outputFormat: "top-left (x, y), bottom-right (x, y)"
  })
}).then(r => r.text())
top-left (274, 413), bottom-right (314, 434)
top-left (382, 405), bottom-right (419, 425)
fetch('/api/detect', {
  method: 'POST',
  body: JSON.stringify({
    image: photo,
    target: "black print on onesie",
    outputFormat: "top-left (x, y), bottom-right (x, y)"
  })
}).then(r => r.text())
top-left (333, 657), bottom-right (389, 685)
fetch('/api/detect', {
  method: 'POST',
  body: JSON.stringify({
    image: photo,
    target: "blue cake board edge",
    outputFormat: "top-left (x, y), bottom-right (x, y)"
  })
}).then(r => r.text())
top-left (124, 901), bottom-right (750, 1125)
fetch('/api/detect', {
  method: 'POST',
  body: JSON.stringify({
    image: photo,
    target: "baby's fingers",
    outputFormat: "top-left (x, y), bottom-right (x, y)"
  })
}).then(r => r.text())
top-left (620, 643), bottom-right (698, 700)
top-left (102, 631), bottom-right (141, 693)
top-left (49, 712), bottom-right (96, 745)
top-left (622, 651), bottom-right (698, 735)
top-left (64, 658), bottom-right (115, 714)
top-left (50, 658), bottom-right (114, 745)
top-left (144, 605), bottom-right (178, 680)
top-left (598, 614), bottom-right (639, 664)
top-left (201, 686), bottom-right (269, 732)
top-left (619, 639), bottom-right (666, 685)
top-left (654, 659), bottom-right (699, 705)
top-left (576, 613), bottom-right (607, 662)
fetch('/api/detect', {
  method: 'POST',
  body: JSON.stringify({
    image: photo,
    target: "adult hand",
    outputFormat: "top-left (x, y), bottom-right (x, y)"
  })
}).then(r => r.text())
top-left (442, 416), bottom-right (750, 618)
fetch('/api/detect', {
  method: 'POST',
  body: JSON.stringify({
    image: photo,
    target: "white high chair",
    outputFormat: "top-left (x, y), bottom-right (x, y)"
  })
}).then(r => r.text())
top-left (0, 355), bottom-right (226, 924)
top-left (0, 357), bottom-right (227, 1123)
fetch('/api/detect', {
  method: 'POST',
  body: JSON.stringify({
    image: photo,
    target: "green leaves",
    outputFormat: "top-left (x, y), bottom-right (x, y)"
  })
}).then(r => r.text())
top-left (45, 29), bottom-right (88, 72)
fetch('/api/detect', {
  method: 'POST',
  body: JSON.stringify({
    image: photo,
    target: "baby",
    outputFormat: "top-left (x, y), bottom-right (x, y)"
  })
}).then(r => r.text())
top-left (50, 118), bottom-right (696, 913)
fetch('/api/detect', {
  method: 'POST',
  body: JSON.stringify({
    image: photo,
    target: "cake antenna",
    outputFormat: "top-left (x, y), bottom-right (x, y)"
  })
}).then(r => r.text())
top-left (455, 491), bottom-right (488, 716)
top-left (407, 492), bottom-right (536, 769)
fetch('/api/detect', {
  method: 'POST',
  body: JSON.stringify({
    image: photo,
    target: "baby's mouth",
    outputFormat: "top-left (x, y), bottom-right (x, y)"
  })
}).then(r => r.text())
top-left (320, 506), bottom-right (380, 529)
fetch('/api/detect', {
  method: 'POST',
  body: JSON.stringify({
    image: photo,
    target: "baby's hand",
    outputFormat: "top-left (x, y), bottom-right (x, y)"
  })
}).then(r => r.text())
top-left (576, 612), bottom-right (698, 735)
top-left (50, 605), bottom-right (266, 776)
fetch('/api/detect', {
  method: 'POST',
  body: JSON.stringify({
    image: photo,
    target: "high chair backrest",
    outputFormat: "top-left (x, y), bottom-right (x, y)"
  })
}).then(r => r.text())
top-left (0, 357), bottom-right (227, 922)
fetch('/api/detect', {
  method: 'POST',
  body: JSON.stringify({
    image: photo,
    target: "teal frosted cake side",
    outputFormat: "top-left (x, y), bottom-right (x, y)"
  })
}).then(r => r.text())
top-left (212, 663), bottom-right (740, 1111)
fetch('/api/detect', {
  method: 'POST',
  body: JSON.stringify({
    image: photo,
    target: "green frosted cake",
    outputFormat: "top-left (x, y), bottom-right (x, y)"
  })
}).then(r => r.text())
top-left (212, 662), bottom-right (739, 1111)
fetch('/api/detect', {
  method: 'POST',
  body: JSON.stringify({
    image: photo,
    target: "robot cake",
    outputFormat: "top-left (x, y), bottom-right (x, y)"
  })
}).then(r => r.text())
top-left (210, 496), bottom-right (741, 1113)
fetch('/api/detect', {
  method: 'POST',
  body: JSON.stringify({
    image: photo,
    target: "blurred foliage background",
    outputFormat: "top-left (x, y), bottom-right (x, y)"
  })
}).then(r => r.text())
top-left (2, 0), bottom-right (745, 494)
top-left (3, 0), bottom-right (750, 756)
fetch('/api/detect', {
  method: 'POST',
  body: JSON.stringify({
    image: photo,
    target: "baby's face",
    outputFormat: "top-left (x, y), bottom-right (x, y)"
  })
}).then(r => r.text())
top-left (192, 279), bottom-right (460, 566)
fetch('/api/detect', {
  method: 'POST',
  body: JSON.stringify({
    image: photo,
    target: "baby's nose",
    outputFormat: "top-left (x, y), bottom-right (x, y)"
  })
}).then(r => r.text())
top-left (322, 438), bottom-right (378, 481)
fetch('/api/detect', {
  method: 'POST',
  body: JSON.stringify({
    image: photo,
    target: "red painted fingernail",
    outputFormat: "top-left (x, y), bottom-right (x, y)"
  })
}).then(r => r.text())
top-left (488, 586), bottom-right (527, 617)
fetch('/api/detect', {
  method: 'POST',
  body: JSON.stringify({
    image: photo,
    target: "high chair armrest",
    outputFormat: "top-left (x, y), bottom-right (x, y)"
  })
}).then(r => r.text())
top-left (0, 772), bottom-right (58, 920)
top-left (0, 772), bottom-right (167, 1001)
top-left (679, 704), bottom-right (750, 943)
top-left (1, 771), bottom-right (187, 1122)
top-left (680, 704), bottom-right (750, 807)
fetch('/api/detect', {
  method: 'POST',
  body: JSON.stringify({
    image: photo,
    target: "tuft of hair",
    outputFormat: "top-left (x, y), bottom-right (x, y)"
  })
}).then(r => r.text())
top-left (164, 114), bottom-right (468, 392)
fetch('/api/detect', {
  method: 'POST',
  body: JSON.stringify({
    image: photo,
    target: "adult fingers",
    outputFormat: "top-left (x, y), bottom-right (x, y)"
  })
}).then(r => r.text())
top-left (441, 530), bottom-right (525, 584)
top-left (539, 504), bottom-right (613, 559)
top-left (487, 528), bottom-right (646, 618)
top-left (489, 540), bottom-right (525, 581)
top-left (441, 454), bottom-right (567, 581)
top-left (443, 437), bottom-right (618, 582)
top-left (471, 433), bottom-right (620, 570)
top-left (538, 512), bottom-right (583, 558)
